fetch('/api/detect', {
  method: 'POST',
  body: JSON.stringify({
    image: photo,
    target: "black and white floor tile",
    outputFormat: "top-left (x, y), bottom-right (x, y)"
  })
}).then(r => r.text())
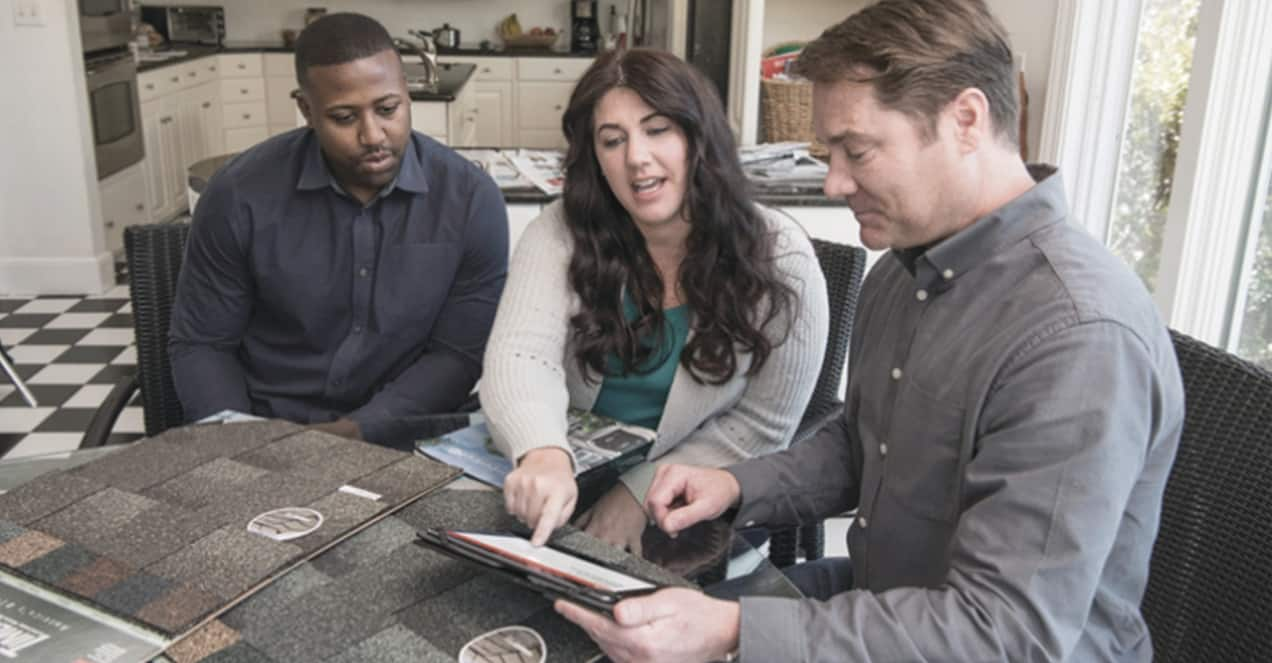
top-left (0, 285), bottom-right (146, 459)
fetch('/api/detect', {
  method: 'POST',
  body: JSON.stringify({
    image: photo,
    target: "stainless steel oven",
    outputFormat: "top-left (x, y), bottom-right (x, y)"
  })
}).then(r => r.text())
top-left (86, 50), bottom-right (145, 179)
top-left (79, 0), bottom-right (133, 54)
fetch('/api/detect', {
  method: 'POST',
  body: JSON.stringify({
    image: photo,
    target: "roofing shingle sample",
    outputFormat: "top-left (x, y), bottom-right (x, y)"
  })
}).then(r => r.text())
top-left (70, 439), bottom-right (210, 492)
top-left (167, 619), bottom-right (241, 663)
top-left (397, 574), bottom-right (549, 656)
top-left (281, 442), bottom-right (403, 485)
top-left (136, 582), bottom-right (224, 633)
top-left (35, 486), bottom-right (158, 554)
top-left (199, 642), bottom-right (275, 663)
top-left (144, 458), bottom-right (271, 510)
top-left (350, 455), bottom-right (463, 504)
top-left (57, 556), bottom-right (132, 597)
top-left (233, 430), bottom-right (350, 472)
top-left (326, 623), bottom-right (454, 663)
top-left (18, 541), bottom-right (95, 585)
top-left (238, 584), bottom-right (393, 661)
top-left (147, 526), bottom-right (302, 601)
top-left (0, 530), bottom-right (64, 567)
top-left (94, 571), bottom-right (173, 616)
top-left (0, 471), bottom-right (105, 524)
top-left (395, 488), bottom-right (521, 534)
top-left (87, 501), bottom-right (215, 567)
top-left (218, 563), bottom-right (332, 632)
top-left (519, 607), bottom-right (606, 663)
top-left (0, 520), bottom-right (25, 545)
top-left (289, 490), bottom-right (386, 555)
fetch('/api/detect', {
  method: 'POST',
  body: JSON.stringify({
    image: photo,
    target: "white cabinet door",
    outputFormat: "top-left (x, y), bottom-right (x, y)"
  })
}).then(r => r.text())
top-left (195, 81), bottom-right (224, 159)
top-left (516, 82), bottom-right (573, 132)
top-left (265, 75), bottom-right (297, 132)
top-left (176, 87), bottom-right (203, 174)
top-left (159, 95), bottom-right (185, 219)
top-left (140, 98), bottom-right (167, 222)
top-left (473, 80), bottom-right (513, 146)
top-left (99, 164), bottom-right (149, 254)
top-left (411, 102), bottom-right (449, 142)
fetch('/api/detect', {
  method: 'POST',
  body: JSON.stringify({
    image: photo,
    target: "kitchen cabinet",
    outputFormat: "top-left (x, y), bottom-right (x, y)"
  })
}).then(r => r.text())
top-left (437, 55), bottom-right (592, 148)
top-left (264, 53), bottom-right (299, 136)
top-left (139, 95), bottom-right (183, 223)
top-left (98, 163), bottom-right (149, 255)
top-left (219, 53), bottom-right (269, 152)
top-left (410, 79), bottom-right (479, 147)
top-left (440, 56), bottom-right (515, 147)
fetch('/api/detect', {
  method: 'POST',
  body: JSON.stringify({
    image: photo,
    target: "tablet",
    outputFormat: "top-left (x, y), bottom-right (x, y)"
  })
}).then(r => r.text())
top-left (416, 529), bottom-right (662, 614)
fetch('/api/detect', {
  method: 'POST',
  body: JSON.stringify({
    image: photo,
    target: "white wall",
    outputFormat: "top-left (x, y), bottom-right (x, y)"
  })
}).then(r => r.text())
top-left (760, 0), bottom-right (1058, 161)
top-left (0, 0), bottom-right (113, 296)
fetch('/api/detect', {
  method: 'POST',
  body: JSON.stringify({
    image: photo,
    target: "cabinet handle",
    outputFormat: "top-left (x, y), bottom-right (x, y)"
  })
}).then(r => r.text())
top-left (237, 63), bottom-right (247, 70)
top-left (160, 116), bottom-right (174, 124)
top-left (135, 203), bottom-right (145, 212)
top-left (554, 68), bottom-right (563, 74)
top-left (145, 83), bottom-right (155, 90)
top-left (105, 221), bottom-right (116, 229)
top-left (202, 101), bottom-right (212, 109)
top-left (482, 67), bottom-right (492, 73)
top-left (187, 71), bottom-right (197, 77)
top-left (170, 76), bottom-right (179, 83)
top-left (554, 105), bottom-right (562, 111)
top-left (241, 88), bottom-right (249, 94)
top-left (242, 113), bottom-right (252, 120)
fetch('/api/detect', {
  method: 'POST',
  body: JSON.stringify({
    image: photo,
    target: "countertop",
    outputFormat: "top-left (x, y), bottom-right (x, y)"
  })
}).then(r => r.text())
top-left (137, 41), bottom-right (595, 75)
top-left (187, 149), bottom-right (844, 207)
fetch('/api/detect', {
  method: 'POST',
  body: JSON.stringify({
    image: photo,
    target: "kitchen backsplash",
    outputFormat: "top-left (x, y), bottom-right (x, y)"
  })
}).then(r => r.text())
top-left (147, 0), bottom-right (591, 47)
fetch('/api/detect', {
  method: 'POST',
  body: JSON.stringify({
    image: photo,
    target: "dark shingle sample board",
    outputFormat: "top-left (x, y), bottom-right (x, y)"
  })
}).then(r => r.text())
top-left (0, 420), bottom-right (460, 639)
top-left (168, 490), bottom-right (694, 663)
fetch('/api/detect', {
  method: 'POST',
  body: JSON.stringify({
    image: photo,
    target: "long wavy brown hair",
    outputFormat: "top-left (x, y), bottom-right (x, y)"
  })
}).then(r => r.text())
top-left (561, 48), bottom-right (795, 386)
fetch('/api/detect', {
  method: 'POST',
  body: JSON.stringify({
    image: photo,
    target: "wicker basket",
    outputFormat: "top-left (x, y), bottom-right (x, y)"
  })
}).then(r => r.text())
top-left (760, 78), bottom-right (827, 157)
top-left (499, 32), bottom-right (560, 50)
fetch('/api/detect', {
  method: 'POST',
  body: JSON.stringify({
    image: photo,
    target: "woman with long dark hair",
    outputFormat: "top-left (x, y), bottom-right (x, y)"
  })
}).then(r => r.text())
top-left (483, 48), bottom-right (828, 550)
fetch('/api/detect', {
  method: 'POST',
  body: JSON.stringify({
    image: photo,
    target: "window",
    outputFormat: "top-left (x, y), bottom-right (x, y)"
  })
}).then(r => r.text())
top-left (1105, 0), bottom-right (1201, 293)
top-left (1233, 147), bottom-right (1272, 369)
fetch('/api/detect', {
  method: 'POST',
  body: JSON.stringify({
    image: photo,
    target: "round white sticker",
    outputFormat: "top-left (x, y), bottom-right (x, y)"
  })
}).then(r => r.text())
top-left (246, 507), bottom-right (324, 542)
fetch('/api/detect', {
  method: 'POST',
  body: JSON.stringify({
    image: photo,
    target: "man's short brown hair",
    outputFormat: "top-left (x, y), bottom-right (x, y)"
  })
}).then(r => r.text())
top-left (796, 0), bottom-right (1019, 145)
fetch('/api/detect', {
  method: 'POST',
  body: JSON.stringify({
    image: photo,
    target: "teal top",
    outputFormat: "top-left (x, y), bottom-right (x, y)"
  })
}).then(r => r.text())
top-left (591, 297), bottom-right (691, 430)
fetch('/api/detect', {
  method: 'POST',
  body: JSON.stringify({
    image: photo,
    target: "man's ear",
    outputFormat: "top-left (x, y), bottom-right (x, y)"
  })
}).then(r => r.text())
top-left (946, 87), bottom-right (990, 153)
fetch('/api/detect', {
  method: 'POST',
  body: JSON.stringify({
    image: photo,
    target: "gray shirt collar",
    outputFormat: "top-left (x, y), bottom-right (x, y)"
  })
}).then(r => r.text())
top-left (895, 164), bottom-right (1066, 292)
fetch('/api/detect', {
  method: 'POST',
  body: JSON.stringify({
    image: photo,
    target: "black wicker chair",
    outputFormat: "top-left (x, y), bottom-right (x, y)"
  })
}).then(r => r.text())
top-left (81, 222), bottom-right (190, 447)
top-left (1140, 330), bottom-right (1272, 661)
top-left (767, 238), bottom-right (866, 568)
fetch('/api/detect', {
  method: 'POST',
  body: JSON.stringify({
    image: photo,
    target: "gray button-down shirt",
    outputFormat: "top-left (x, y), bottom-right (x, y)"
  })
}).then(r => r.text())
top-left (729, 167), bottom-right (1184, 662)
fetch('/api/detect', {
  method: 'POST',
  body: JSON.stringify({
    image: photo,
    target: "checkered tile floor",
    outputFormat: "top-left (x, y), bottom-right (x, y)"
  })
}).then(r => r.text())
top-left (0, 285), bottom-right (146, 459)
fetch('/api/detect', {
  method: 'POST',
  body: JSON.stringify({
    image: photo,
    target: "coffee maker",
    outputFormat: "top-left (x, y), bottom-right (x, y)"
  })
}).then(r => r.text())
top-left (571, 0), bottom-right (600, 53)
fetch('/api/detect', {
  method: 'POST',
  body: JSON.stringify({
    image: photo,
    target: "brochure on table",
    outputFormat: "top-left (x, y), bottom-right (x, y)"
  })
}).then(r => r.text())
top-left (0, 572), bottom-right (165, 662)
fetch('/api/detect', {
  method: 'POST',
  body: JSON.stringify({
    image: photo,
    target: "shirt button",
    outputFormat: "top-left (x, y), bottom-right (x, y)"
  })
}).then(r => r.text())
top-left (942, 268), bottom-right (955, 280)
top-left (353, 324), bottom-right (363, 333)
top-left (744, 520), bottom-right (756, 528)
top-left (879, 443), bottom-right (888, 456)
top-left (358, 267), bottom-right (369, 278)
top-left (915, 289), bottom-right (929, 302)
top-left (890, 367), bottom-right (902, 380)
top-left (857, 515), bottom-right (869, 529)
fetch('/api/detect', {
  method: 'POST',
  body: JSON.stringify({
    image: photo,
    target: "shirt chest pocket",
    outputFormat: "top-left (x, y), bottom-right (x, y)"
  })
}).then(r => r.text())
top-left (375, 242), bottom-right (461, 334)
top-left (883, 380), bottom-right (966, 522)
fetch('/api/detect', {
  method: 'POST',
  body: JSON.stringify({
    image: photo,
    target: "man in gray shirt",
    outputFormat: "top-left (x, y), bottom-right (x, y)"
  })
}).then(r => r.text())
top-left (554, 1), bottom-right (1184, 661)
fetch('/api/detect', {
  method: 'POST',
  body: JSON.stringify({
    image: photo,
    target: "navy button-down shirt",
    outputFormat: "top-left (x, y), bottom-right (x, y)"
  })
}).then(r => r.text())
top-left (170, 129), bottom-right (508, 446)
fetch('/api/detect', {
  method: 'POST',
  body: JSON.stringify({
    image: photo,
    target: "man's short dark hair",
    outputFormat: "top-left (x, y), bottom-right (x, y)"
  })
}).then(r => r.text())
top-left (294, 12), bottom-right (396, 89)
top-left (796, 0), bottom-right (1019, 146)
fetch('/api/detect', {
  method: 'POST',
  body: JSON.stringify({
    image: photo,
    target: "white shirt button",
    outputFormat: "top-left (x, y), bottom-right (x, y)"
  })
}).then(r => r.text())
top-left (942, 268), bottom-right (955, 280)
top-left (358, 266), bottom-right (369, 278)
top-left (857, 515), bottom-right (869, 529)
top-left (890, 367), bottom-right (902, 380)
top-left (916, 289), bottom-right (929, 301)
top-left (880, 443), bottom-right (888, 456)
top-left (744, 520), bottom-right (756, 528)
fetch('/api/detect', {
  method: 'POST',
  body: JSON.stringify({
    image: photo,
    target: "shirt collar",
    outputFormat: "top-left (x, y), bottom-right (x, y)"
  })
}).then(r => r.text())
top-left (897, 164), bottom-right (1067, 292)
top-left (295, 131), bottom-right (429, 200)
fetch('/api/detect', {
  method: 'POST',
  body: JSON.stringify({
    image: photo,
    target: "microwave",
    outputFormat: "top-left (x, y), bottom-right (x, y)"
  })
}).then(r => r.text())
top-left (140, 5), bottom-right (225, 46)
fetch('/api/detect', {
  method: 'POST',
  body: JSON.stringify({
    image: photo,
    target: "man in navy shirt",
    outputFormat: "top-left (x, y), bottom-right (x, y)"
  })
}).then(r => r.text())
top-left (169, 13), bottom-right (508, 447)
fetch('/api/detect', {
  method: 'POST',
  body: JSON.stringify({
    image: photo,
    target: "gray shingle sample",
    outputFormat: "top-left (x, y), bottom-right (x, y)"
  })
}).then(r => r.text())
top-left (315, 514), bottom-right (419, 572)
top-left (199, 642), bottom-right (275, 663)
top-left (395, 488), bottom-right (520, 534)
top-left (189, 472), bottom-right (332, 532)
top-left (136, 582), bottom-right (223, 633)
top-left (281, 442), bottom-right (403, 485)
top-left (70, 439), bottom-right (210, 492)
top-left (57, 556), bottom-right (132, 597)
top-left (143, 458), bottom-right (271, 510)
top-left (290, 490), bottom-right (386, 555)
top-left (219, 563), bottom-right (332, 632)
top-left (34, 487), bottom-right (157, 553)
top-left (326, 623), bottom-right (454, 663)
top-left (19, 541), bottom-right (95, 584)
top-left (0, 471), bottom-right (105, 524)
top-left (95, 572), bottom-right (173, 616)
top-left (314, 539), bottom-right (474, 615)
top-left (348, 456), bottom-right (460, 504)
top-left (233, 430), bottom-right (350, 472)
top-left (90, 501), bottom-right (217, 567)
top-left (0, 521), bottom-right (25, 544)
top-left (147, 526), bottom-right (302, 601)
top-left (239, 585), bottom-right (393, 662)
top-left (166, 619), bottom-right (241, 663)
top-left (519, 606), bottom-right (605, 663)
top-left (155, 419), bottom-right (304, 459)
top-left (397, 574), bottom-right (549, 655)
